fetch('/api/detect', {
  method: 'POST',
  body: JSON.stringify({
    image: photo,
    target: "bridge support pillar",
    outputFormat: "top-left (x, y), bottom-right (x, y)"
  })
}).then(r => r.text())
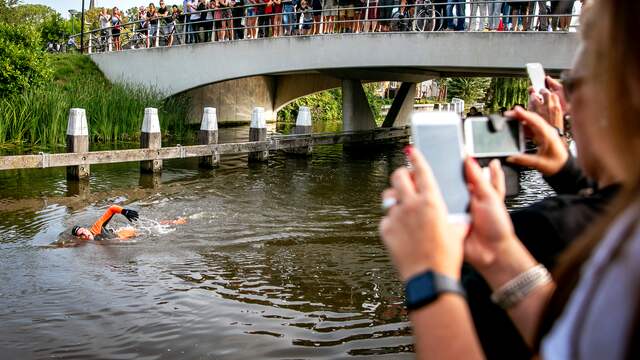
top-left (249, 107), bottom-right (269, 162)
top-left (199, 107), bottom-right (219, 168)
top-left (285, 106), bottom-right (313, 156)
top-left (382, 82), bottom-right (416, 128)
top-left (66, 108), bottom-right (90, 180)
top-left (140, 108), bottom-right (163, 173)
top-left (342, 79), bottom-right (376, 132)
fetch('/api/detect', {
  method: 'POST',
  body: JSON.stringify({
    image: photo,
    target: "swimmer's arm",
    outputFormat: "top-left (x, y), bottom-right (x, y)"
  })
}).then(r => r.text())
top-left (90, 205), bottom-right (124, 236)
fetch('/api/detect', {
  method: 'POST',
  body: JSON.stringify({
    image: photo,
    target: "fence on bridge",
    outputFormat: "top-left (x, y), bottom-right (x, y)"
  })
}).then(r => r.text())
top-left (64, 0), bottom-right (581, 54)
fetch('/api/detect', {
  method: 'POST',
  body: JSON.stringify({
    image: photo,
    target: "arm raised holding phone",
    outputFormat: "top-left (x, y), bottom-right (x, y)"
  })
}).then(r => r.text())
top-left (380, 146), bottom-right (555, 359)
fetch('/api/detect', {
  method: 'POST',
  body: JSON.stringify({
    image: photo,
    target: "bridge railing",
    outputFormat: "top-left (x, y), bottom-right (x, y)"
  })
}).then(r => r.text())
top-left (67, 0), bottom-right (581, 54)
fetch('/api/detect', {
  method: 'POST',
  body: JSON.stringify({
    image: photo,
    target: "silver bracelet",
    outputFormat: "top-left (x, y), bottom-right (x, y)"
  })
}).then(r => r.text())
top-left (490, 264), bottom-right (552, 309)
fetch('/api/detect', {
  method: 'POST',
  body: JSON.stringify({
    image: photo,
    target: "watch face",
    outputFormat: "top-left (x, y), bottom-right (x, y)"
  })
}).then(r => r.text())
top-left (405, 272), bottom-right (436, 307)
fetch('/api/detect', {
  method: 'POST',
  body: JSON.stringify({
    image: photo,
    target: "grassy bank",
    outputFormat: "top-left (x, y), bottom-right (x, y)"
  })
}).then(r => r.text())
top-left (0, 54), bottom-right (191, 149)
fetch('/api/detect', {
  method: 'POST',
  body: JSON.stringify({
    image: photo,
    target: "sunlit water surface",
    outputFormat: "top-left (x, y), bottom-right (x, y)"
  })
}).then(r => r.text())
top-left (0, 125), bottom-right (553, 359)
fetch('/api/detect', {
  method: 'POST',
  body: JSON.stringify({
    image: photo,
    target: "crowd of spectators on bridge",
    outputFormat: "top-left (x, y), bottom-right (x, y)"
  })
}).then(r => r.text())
top-left (88, 0), bottom-right (581, 51)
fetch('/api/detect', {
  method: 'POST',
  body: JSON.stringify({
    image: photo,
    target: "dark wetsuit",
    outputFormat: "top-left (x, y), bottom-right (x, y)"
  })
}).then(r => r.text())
top-left (462, 156), bottom-right (621, 359)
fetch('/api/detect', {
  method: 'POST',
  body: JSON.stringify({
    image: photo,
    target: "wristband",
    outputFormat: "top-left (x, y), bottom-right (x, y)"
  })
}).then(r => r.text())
top-left (490, 264), bottom-right (552, 309)
top-left (405, 270), bottom-right (466, 312)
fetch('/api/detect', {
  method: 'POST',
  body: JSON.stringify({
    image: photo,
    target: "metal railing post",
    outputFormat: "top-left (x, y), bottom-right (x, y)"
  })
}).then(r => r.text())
top-left (156, 23), bottom-right (160, 47)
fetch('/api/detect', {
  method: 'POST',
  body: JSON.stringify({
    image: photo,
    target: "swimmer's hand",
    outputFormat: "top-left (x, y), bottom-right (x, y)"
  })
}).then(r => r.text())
top-left (122, 209), bottom-right (139, 222)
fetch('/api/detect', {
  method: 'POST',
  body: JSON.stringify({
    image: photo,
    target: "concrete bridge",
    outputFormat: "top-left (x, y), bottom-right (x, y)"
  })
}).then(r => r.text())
top-left (89, 32), bottom-right (579, 128)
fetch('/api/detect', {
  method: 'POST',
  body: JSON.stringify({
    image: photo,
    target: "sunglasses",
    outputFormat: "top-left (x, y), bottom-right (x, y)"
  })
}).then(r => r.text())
top-left (560, 70), bottom-right (585, 102)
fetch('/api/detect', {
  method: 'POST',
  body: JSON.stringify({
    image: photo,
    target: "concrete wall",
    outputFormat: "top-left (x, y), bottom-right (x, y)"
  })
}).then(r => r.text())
top-left (186, 76), bottom-right (276, 124)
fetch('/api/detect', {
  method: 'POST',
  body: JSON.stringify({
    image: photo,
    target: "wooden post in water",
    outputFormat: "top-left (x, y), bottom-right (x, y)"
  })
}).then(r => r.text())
top-left (285, 106), bottom-right (313, 156)
top-left (248, 107), bottom-right (268, 162)
top-left (198, 107), bottom-right (219, 168)
top-left (140, 108), bottom-right (162, 173)
top-left (66, 108), bottom-right (90, 180)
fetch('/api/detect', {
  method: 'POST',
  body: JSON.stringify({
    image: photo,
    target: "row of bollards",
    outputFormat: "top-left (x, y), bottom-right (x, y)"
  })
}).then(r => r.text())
top-left (65, 105), bottom-right (313, 180)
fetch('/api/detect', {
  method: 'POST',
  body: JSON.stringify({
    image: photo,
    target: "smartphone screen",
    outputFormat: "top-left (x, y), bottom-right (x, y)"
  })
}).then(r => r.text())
top-left (527, 63), bottom-right (546, 94)
top-left (465, 117), bottom-right (524, 157)
top-left (411, 113), bottom-right (469, 222)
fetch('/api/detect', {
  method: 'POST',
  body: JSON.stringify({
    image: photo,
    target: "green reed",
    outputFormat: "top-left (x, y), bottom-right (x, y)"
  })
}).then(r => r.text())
top-left (0, 54), bottom-right (192, 148)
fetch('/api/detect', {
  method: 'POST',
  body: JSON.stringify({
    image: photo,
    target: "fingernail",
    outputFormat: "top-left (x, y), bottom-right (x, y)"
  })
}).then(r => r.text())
top-left (403, 145), bottom-right (413, 156)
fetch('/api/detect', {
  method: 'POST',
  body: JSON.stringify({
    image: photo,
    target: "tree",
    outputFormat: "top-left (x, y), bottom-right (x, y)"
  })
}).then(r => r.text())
top-left (485, 77), bottom-right (529, 111)
top-left (39, 13), bottom-right (66, 43)
top-left (444, 77), bottom-right (492, 104)
top-left (3, 4), bottom-right (57, 25)
top-left (0, 23), bottom-right (52, 96)
top-left (0, 0), bottom-right (19, 20)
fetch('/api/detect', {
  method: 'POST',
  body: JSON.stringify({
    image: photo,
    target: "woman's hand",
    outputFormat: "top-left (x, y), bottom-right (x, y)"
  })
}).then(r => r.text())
top-left (545, 76), bottom-right (569, 113)
top-left (528, 87), bottom-right (565, 132)
top-left (463, 158), bottom-right (519, 269)
top-left (379, 147), bottom-right (468, 281)
top-left (506, 107), bottom-right (569, 176)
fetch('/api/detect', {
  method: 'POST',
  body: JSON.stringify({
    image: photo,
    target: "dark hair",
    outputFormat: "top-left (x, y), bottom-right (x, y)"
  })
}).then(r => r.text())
top-left (71, 225), bottom-right (81, 236)
top-left (470, 107), bottom-right (477, 112)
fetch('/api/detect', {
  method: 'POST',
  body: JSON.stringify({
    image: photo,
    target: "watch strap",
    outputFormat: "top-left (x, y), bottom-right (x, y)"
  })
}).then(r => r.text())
top-left (404, 270), bottom-right (466, 312)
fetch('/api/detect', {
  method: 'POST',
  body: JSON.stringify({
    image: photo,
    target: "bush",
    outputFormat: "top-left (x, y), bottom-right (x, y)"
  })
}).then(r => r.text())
top-left (0, 23), bottom-right (52, 96)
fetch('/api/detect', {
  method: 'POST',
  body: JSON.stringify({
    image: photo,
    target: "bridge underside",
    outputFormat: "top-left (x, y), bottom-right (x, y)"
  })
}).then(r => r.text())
top-left (90, 32), bottom-right (579, 126)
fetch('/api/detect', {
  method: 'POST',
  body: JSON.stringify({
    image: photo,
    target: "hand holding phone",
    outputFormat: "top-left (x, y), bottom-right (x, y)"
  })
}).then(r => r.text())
top-left (464, 116), bottom-right (525, 158)
top-left (526, 63), bottom-right (547, 95)
top-left (411, 112), bottom-right (470, 223)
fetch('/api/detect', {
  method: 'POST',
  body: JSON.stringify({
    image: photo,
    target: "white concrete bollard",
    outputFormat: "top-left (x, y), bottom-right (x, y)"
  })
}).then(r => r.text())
top-left (248, 107), bottom-right (268, 162)
top-left (66, 108), bottom-right (90, 179)
top-left (199, 107), bottom-right (219, 168)
top-left (140, 107), bottom-right (162, 173)
top-left (287, 106), bottom-right (313, 156)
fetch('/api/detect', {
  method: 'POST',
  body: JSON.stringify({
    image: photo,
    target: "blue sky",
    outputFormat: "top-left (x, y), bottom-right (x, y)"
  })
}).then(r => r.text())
top-left (22, 1), bottom-right (149, 18)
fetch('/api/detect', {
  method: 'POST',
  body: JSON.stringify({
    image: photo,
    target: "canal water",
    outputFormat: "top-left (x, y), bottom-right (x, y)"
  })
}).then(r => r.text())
top-left (0, 124), bottom-right (553, 359)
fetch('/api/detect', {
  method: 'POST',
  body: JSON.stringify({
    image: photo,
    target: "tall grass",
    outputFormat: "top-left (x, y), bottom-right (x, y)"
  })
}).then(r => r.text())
top-left (0, 54), bottom-right (192, 148)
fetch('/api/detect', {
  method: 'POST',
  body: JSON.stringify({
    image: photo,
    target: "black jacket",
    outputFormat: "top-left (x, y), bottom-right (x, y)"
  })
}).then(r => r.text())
top-left (463, 157), bottom-right (620, 359)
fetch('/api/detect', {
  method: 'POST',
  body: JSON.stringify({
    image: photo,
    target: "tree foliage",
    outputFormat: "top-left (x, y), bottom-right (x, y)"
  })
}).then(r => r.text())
top-left (0, 23), bottom-right (52, 96)
top-left (444, 77), bottom-right (492, 104)
top-left (277, 82), bottom-right (386, 128)
top-left (485, 77), bottom-right (530, 110)
top-left (0, 2), bottom-right (70, 43)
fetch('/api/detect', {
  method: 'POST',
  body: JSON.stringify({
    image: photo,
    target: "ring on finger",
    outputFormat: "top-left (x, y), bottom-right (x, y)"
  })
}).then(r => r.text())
top-left (381, 197), bottom-right (399, 212)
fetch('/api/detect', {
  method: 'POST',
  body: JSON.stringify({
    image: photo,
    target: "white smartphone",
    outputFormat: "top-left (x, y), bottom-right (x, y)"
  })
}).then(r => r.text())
top-left (464, 117), bottom-right (525, 157)
top-left (411, 112), bottom-right (470, 223)
top-left (526, 62), bottom-right (546, 95)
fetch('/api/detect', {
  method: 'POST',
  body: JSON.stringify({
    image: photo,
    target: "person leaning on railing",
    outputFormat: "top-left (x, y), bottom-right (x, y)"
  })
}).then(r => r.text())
top-left (167, 5), bottom-right (182, 46)
top-left (111, 7), bottom-right (123, 51)
top-left (231, 0), bottom-right (246, 40)
top-left (378, 1), bottom-right (640, 358)
top-left (146, 3), bottom-right (160, 47)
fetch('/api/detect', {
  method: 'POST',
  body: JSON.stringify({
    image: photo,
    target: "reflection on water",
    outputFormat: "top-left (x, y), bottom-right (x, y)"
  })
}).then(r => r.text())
top-left (0, 125), bottom-right (551, 359)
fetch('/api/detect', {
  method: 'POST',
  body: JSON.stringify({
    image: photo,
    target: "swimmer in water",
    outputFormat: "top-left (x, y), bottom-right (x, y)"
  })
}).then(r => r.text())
top-left (71, 205), bottom-right (140, 240)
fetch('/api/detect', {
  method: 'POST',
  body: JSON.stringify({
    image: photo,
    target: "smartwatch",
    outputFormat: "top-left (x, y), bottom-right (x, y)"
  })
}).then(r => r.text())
top-left (404, 270), bottom-right (466, 311)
